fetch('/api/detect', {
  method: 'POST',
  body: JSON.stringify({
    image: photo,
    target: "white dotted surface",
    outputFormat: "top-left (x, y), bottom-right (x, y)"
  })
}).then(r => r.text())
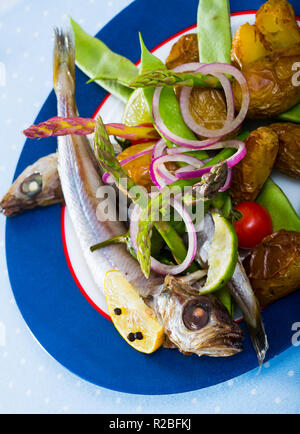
top-left (0, 0), bottom-right (299, 415)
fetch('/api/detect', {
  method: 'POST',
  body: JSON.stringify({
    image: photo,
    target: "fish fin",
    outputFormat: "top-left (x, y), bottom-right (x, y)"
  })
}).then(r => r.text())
top-left (53, 28), bottom-right (76, 104)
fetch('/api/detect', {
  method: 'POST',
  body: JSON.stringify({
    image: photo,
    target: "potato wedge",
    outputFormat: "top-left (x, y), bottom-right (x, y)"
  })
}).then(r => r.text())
top-left (229, 127), bottom-right (279, 205)
top-left (246, 230), bottom-right (300, 307)
top-left (165, 33), bottom-right (199, 70)
top-left (233, 44), bottom-right (300, 118)
top-left (231, 23), bottom-right (268, 68)
top-left (270, 122), bottom-right (300, 179)
top-left (256, 0), bottom-right (300, 51)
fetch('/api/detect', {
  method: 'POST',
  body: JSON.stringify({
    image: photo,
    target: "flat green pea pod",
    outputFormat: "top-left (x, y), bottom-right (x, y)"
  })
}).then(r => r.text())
top-left (70, 18), bottom-right (138, 103)
top-left (139, 35), bottom-right (197, 144)
top-left (257, 178), bottom-right (300, 232)
top-left (197, 0), bottom-right (232, 64)
top-left (278, 104), bottom-right (300, 124)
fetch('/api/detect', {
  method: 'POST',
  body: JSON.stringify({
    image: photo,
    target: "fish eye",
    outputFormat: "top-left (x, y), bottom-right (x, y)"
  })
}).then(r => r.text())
top-left (20, 173), bottom-right (43, 198)
top-left (182, 299), bottom-right (209, 331)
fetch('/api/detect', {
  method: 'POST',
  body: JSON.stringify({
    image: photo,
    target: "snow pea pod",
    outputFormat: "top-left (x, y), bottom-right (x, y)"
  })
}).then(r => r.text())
top-left (139, 35), bottom-right (197, 142)
top-left (257, 178), bottom-right (300, 232)
top-left (70, 18), bottom-right (138, 103)
top-left (278, 104), bottom-right (300, 124)
top-left (197, 0), bottom-right (232, 64)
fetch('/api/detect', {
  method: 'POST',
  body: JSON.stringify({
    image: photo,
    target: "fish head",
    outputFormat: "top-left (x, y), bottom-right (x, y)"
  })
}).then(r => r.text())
top-left (156, 276), bottom-right (243, 357)
top-left (0, 154), bottom-right (63, 217)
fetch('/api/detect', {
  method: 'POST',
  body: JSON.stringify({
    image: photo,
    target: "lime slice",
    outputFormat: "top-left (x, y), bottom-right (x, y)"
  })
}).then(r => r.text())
top-left (200, 213), bottom-right (238, 294)
top-left (122, 88), bottom-right (153, 126)
top-left (104, 270), bottom-right (164, 354)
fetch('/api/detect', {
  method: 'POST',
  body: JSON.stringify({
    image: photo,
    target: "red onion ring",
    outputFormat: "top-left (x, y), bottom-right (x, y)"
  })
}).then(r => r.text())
top-left (175, 140), bottom-right (246, 180)
top-left (150, 153), bottom-right (206, 188)
top-left (172, 62), bottom-right (203, 73)
top-left (180, 63), bottom-right (249, 138)
top-left (219, 168), bottom-right (233, 192)
top-left (152, 86), bottom-right (222, 149)
top-left (130, 197), bottom-right (197, 276)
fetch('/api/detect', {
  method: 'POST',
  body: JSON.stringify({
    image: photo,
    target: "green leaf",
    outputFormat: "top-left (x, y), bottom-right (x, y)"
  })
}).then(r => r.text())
top-left (70, 17), bottom-right (138, 103)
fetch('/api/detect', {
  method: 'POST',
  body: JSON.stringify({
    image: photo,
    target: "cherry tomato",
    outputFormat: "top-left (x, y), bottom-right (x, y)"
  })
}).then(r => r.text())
top-left (233, 202), bottom-right (273, 249)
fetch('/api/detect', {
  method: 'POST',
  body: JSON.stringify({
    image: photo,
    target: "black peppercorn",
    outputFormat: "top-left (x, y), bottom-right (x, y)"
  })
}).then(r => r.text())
top-left (114, 308), bottom-right (122, 316)
top-left (128, 333), bottom-right (136, 342)
top-left (135, 332), bottom-right (144, 341)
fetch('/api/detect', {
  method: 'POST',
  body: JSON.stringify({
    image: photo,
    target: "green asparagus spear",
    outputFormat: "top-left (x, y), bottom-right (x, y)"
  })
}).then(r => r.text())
top-left (93, 115), bottom-right (191, 273)
top-left (129, 70), bottom-right (220, 89)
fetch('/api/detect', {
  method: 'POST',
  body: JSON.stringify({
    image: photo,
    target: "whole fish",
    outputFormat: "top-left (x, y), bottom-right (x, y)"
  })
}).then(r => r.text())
top-left (0, 153), bottom-right (63, 217)
top-left (196, 212), bottom-right (269, 365)
top-left (53, 28), bottom-right (243, 358)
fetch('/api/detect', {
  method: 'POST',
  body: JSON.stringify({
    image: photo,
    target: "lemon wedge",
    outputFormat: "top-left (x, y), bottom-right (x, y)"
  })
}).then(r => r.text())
top-left (104, 270), bottom-right (164, 354)
top-left (122, 88), bottom-right (153, 126)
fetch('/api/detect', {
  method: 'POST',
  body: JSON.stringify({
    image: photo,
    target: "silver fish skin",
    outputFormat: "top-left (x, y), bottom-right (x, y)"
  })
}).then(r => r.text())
top-left (0, 153), bottom-right (63, 217)
top-left (53, 28), bottom-right (161, 297)
top-left (53, 29), bottom-right (246, 359)
top-left (196, 213), bottom-right (269, 365)
top-left (227, 262), bottom-right (269, 367)
top-left (156, 276), bottom-right (244, 357)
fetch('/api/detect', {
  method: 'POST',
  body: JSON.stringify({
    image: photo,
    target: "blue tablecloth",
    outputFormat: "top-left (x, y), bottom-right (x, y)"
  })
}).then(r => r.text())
top-left (0, 0), bottom-right (299, 414)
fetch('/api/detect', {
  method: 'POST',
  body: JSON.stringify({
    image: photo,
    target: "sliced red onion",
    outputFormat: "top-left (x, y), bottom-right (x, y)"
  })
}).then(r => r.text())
top-left (130, 198), bottom-right (197, 276)
top-left (180, 63), bottom-right (249, 138)
top-left (175, 140), bottom-right (246, 180)
top-left (152, 86), bottom-right (223, 149)
top-left (219, 168), bottom-right (233, 192)
top-left (102, 173), bottom-right (114, 184)
top-left (118, 145), bottom-right (154, 166)
top-left (152, 139), bottom-right (167, 159)
top-left (150, 153), bottom-right (206, 188)
top-left (172, 63), bottom-right (203, 73)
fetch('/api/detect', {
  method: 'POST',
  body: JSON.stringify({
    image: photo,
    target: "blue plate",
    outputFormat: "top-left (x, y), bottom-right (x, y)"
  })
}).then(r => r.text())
top-left (6, 0), bottom-right (300, 395)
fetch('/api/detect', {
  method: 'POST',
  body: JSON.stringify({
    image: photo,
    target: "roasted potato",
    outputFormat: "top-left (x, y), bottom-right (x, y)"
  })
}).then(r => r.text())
top-left (231, 23), bottom-right (268, 68)
top-left (256, 0), bottom-right (300, 52)
top-left (230, 127), bottom-right (279, 205)
top-left (166, 33), bottom-right (199, 70)
top-left (246, 230), bottom-right (300, 306)
top-left (233, 44), bottom-right (300, 118)
top-left (269, 122), bottom-right (300, 179)
top-left (117, 143), bottom-right (155, 190)
top-left (166, 33), bottom-right (238, 139)
top-left (189, 87), bottom-right (229, 131)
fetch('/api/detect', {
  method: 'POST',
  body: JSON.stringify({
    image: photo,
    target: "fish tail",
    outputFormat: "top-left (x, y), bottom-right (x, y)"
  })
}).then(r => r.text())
top-left (53, 28), bottom-right (77, 116)
top-left (248, 316), bottom-right (269, 368)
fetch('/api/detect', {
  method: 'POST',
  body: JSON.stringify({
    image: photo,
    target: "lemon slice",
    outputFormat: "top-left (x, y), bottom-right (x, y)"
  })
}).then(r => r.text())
top-left (104, 270), bottom-right (164, 354)
top-left (122, 88), bottom-right (153, 126)
top-left (200, 213), bottom-right (238, 295)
